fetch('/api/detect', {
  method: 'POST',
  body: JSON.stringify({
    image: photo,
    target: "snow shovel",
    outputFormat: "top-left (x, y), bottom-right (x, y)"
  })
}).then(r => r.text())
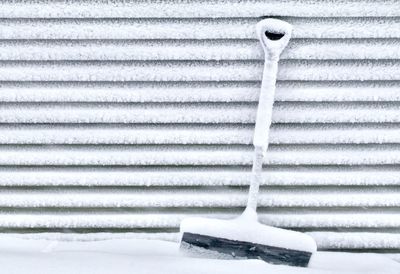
top-left (180, 19), bottom-right (317, 267)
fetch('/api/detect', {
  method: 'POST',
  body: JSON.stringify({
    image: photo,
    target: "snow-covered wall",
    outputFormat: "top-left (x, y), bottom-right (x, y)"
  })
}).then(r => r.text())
top-left (0, 0), bottom-right (399, 256)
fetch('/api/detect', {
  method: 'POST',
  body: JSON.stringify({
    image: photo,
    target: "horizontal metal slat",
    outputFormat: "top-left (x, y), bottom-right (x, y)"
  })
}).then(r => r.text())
top-left (0, 18), bottom-right (399, 39)
top-left (309, 232), bottom-right (400, 250)
top-left (1, 124), bottom-right (400, 145)
top-left (0, 145), bottom-right (399, 166)
top-left (273, 82), bottom-right (400, 102)
top-left (0, 60), bottom-right (397, 81)
top-left (0, 103), bottom-right (256, 124)
top-left (1, 0), bottom-right (399, 18)
top-left (0, 211), bottom-right (397, 228)
top-left (0, 166), bottom-right (398, 186)
top-left (0, 188), bottom-right (398, 208)
top-left (0, 39), bottom-right (398, 60)
top-left (0, 82), bottom-right (399, 103)
top-left (1, 102), bottom-right (400, 123)
top-left (274, 102), bottom-right (400, 123)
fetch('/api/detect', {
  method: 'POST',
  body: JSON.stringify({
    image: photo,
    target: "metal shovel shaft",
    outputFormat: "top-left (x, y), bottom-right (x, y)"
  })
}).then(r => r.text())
top-left (253, 60), bottom-right (279, 152)
top-left (245, 18), bottom-right (292, 212)
top-left (246, 60), bottom-right (279, 211)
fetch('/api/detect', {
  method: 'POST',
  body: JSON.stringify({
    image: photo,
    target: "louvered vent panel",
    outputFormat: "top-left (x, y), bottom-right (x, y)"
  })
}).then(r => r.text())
top-left (0, 0), bottom-right (399, 257)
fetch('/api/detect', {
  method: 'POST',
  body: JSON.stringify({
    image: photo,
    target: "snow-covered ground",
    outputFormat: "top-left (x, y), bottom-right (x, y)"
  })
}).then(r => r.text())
top-left (0, 236), bottom-right (398, 274)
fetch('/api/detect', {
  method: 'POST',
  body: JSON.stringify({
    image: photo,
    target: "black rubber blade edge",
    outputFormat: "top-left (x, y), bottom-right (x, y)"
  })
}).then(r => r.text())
top-left (181, 232), bottom-right (312, 267)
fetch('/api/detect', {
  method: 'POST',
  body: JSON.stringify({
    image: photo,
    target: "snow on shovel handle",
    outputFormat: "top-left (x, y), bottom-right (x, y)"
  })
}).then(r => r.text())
top-left (253, 19), bottom-right (292, 155)
top-left (256, 18), bottom-right (292, 61)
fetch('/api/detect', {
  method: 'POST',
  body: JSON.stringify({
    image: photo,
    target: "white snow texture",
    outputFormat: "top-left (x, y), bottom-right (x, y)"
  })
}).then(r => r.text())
top-left (0, 236), bottom-right (398, 274)
top-left (0, 0), bottom-right (399, 266)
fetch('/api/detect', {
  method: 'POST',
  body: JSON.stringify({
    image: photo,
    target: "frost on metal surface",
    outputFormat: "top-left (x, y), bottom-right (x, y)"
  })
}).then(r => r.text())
top-left (0, 187), bottom-right (397, 209)
top-left (0, 18), bottom-right (399, 39)
top-left (2, 124), bottom-right (400, 144)
top-left (0, 82), bottom-right (399, 103)
top-left (0, 0), bottom-right (398, 257)
top-left (0, 0), bottom-right (399, 18)
top-left (1, 145), bottom-right (400, 166)
top-left (2, 102), bottom-right (400, 124)
top-left (0, 167), bottom-right (399, 186)
top-left (0, 211), bottom-right (398, 229)
top-left (0, 39), bottom-right (398, 61)
top-left (0, 60), bottom-right (397, 82)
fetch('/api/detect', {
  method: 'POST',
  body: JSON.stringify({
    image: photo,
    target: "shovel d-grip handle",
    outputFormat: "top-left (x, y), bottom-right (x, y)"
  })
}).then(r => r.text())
top-left (245, 19), bottom-right (292, 213)
top-left (253, 19), bottom-right (292, 155)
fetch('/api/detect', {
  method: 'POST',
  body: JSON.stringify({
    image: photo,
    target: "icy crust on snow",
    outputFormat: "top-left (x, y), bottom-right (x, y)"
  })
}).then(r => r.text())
top-left (308, 252), bottom-right (400, 273)
top-left (6, 232), bottom-right (400, 252)
top-left (14, 231), bottom-right (400, 251)
top-left (180, 212), bottom-right (317, 253)
top-left (12, 232), bottom-right (180, 243)
top-left (0, 60), bottom-right (397, 81)
top-left (0, 237), bottom-right (398, 274)
top-left (0, 18), bottom-right (398, 39)
top-left (0, 39), bottom-right (398, 61)
top-left (1, 0), bottom-right (399, 18)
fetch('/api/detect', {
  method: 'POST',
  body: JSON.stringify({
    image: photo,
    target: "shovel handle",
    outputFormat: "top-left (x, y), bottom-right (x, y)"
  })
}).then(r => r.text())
top-left (253, 60), bottom-right (279, 154)
top-left (253, 19), bottom-right (292, 155)
top-left (246, 19), bottom-right (292, 212)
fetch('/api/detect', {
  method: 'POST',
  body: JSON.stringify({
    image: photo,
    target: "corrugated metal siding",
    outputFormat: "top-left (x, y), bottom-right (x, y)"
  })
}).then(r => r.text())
top-left (0, 0), bottom-right (399, 255)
